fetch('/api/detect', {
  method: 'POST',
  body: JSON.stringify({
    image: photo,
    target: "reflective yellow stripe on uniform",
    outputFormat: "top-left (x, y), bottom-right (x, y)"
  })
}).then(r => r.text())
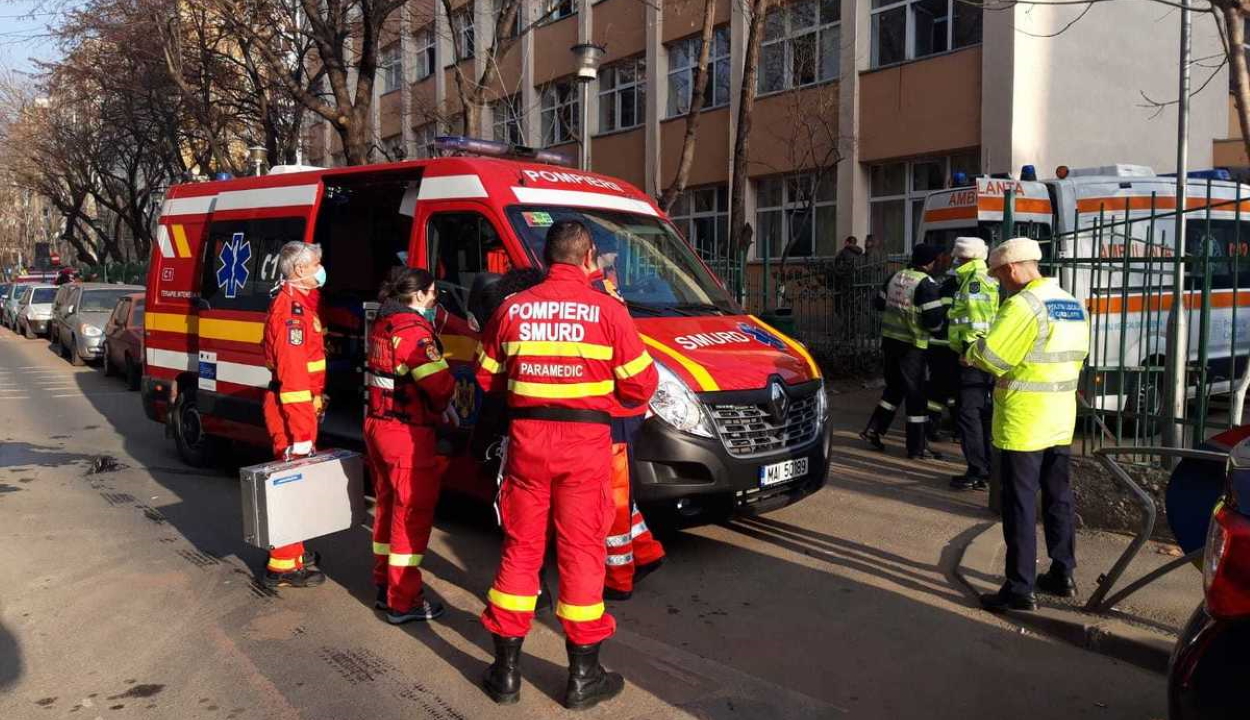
top-left (502, 341), bottom-right (613, 359)
top-left (307, 359), bottom-right (326, 372)
top-left (373, 542), bottom-right (390, 555)
top-left (555, 601), bottom-right (606, 622)
top-left (488, 588), bottom-right (538, 612)
top-left (268, 557), bottom-right (298, 571)
top-left (280, 390), bottom-right (313, 404)
top-left (477, 346), bottom-right (503, 374)
top-left (411, 360), bottom-right (449, 381)
top-left (507, 379), bottom-right (614, 399)
top-left (388, 553), bottom-right (423, 567)
top-left (613, 351), bottom-right (653, 380)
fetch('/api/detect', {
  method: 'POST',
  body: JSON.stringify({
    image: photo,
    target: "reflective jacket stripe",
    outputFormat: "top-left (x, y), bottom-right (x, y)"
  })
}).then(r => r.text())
top-left (477, 347), bottom-right (503, 374)
top-left (995, 378), bottom-right (1081, 393)
top-left (488, 588), bottom-right (538, 612)
top-left (280, 390), bottom-right (313, 404)
top-left (556, 601), bottom-right (605, 622)
top-left (373, 542), bottom-right (390, 555)
top-left (388, 553), bottom-right (423, 567)
top-left (411, 359), bottom-right (450, 381)
top-left (502, 340), bottom-right (613, 359)
top-left (307, 359), bottom-right (326, 373)
top-left (367, 373), bottom-right (395, 389)
top-left (613, 351), bottom-right (653, 380)
top-left (507, 378), bottom-right (614, 399)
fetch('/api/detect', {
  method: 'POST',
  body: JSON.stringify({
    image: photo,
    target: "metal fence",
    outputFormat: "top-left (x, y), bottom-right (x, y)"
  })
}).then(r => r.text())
top-left (1040, 182), bottom-right (1250, 454)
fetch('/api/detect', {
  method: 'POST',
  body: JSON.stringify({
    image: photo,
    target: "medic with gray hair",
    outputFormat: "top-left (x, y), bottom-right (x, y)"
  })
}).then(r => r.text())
top-left (964, 237), bottom-right (1089, 612)
top-left (946, 236), bottom-right (999, 491)
top-left (260, 240), bottom-right (329, 589)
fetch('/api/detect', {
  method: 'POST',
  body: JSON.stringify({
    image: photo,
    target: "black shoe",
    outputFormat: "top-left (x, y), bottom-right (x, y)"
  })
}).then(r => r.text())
top-left (374, 585), bottom-right (388, 610)
top-left (859, 429), bottom-right (886, 451)
top-left (564, 641), bottom-right (625, 711)
top-left (1036, 568), bottom-right (1077, 598)
top-left (909, 448), bottom-right (944, 461)
top-left (262, 566), bottom-right (326, 589)
top-left (949, 474), bottom-right (978, 491)
top-left (386, 598), bottom-right (445, 624)
top-left (483, 634), bottom-right (524, 704)
top-left (979, 588), bottom-right (1037, 612)
top-left (634, 557), bottom-right (664, 585)
top-left (603, 586), bottom-right (632, 601)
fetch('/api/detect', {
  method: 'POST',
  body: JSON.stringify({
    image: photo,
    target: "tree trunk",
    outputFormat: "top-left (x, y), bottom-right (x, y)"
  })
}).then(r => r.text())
top-left (343, 110), bottom-right (372, 165)
top-left (658, 0), bottom-right (717, 212)
top-left (728, 0), bottom-right (771, 262)
top-left (1226, 7), bottom-right (1250, 166)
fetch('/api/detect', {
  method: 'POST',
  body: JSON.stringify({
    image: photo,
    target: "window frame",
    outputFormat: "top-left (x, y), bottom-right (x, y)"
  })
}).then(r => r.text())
top-left (540, 79), bottom-right (580, 146)
top-left (598, 56), bottom-right (647, 134)
top-left (492, 95), bottom-right (525, 145)
top-left (538, 0), bottom-right (576, 25)
top-left (414, 24), bottom-right (436, 80)
top-left (753, 172), bottom-right (838, 260)
top-left (868, 151), bottom-right (980, 253)
top-left (869, 0), bottom-right (982, 69)
top-left (451, 7), bottom-right (475, 62)
top-left (379, 42), bottom-right (403, 94)
top-left (758, 0), bottom-right (841, 96)
top-left (668, 185), bottom-right (730, 262)
top-left (665, 26), bottom-right (732, 118)
top-left (413, 123), bottom-right (437, 159)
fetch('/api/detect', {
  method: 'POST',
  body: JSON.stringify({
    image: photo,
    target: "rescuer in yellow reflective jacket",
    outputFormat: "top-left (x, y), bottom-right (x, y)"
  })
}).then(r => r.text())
top-left (964, 237), bottom-right (1088, 613)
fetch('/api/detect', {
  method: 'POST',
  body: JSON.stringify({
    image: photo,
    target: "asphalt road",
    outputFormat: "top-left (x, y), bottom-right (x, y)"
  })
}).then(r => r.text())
top-left (0, 326), bottom-right (1167, 720)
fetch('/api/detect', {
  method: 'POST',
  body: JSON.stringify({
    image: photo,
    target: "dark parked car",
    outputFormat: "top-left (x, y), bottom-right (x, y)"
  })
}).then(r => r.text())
top-left (102, 292), bottom-right (144, 390)
top-left (1168, 436), bottom-right (1250, 719)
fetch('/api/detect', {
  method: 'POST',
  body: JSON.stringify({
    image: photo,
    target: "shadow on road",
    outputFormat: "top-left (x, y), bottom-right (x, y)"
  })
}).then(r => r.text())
top-left (0, 619), bottom-right (21, 692)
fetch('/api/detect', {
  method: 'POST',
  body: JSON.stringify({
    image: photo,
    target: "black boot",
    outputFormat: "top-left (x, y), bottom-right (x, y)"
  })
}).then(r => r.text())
top-left (482, 634), bottom-right (523, 704)
top-left (564, 640), bottom-right (625, 711)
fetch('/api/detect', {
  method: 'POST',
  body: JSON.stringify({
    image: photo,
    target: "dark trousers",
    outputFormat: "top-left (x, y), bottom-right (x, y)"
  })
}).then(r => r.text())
top-left (867, 337), bottom-right (929, 455)
top-left (955, 366), bottom-right (994, 478)
top-left (926, 346), bottom-right (958, 415)
top-left (1000, 446), bottom-right (1077, 595)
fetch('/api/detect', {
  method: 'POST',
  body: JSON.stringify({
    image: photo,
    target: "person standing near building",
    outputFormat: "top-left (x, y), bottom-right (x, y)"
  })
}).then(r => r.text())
top-left (260, 241), bottom-right (329, 589)
top-left (833, 236), bottom-right (863, 318)
top-left (946, 237), bottom-right (999, 491)
top-left (476, 221), bottom-right (658, 710)
top-left (365, 267), bottom-right (457, 623)
top-left (860, 243), bottom-right (947, 459)
top-left (964, 237), bottom-right (1088, 612)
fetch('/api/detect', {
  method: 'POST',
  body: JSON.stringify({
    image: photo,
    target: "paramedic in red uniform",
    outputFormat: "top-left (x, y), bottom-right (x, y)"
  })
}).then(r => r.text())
top-left (476, 221), bottom-right (658, 710)
top-left (589, 258), bottom-right (666, 600)
top-left (261, 241), bottom-right (329, 589)
top-left (366, 267), bottom-right (457, 624)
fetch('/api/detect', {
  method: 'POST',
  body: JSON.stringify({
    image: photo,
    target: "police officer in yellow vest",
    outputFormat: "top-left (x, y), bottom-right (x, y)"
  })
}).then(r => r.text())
top-left (861, 243), bottom-right (947, 459)
top-left (965, 237), bottom-right (1089, 612)
top-left (946, 237), bottom-right (999, 491)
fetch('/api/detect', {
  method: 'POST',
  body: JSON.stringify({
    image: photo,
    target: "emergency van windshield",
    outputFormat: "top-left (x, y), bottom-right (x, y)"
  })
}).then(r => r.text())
top-left (507, 206), bottom-right (739, 317)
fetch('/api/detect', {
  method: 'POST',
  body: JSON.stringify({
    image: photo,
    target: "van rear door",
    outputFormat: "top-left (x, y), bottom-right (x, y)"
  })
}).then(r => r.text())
top-left (194, 182), bottom-right (322, 438)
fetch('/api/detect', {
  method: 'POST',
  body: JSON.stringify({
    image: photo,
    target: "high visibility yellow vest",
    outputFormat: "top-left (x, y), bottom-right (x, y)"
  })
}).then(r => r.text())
top-left (881, 268), bottom-right (938, 350)
top-left (947, 259), bottom-right (999, 354)
top-left (966, 277), bottom-right (1089, 452)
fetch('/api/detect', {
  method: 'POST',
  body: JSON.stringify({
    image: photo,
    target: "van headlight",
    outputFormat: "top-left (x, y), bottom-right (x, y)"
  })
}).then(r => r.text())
top-left (80, 323), bottom-right (102, 337)
top-left (815, 378), bottom-right (828, 418)
top-left (649, 362), bottom-right (714, 437)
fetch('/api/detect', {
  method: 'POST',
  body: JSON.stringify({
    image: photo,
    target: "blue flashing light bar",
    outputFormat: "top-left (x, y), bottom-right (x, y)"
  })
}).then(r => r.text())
top-left (433, 136), bottom-right (574, 167)
top-left (213, 172), bottom-right (234, 181)
top-left (951, 171), bottom-right (971, 187)
top-left (1161, 168), bottom-right (1233, 181)
top-left (1021, 164), bottom-right (1037, 181)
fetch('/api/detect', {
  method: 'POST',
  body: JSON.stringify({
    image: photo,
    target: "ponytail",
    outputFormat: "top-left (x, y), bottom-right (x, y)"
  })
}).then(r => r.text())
top-left (378, 266), bottom-right (436, 305)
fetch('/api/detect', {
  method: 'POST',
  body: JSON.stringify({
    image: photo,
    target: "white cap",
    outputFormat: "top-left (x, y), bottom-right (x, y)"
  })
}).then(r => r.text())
top-left (952, 236), bottom-right (988, 261)
top-left (988, 237), bottom-right (1042, 272)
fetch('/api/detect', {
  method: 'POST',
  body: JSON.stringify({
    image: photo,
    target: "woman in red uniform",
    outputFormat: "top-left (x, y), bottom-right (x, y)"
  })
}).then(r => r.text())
top-left (365, 268), bottom-right (456, 624)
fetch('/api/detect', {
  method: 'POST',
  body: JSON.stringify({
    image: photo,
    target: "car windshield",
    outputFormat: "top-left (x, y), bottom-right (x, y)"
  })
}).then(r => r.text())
top-left (81, 289), bottom-right (134, 312)
top-left (506, 206), bottom-right (738, 316)
top-left (32, 288), bottom-right (56, 303)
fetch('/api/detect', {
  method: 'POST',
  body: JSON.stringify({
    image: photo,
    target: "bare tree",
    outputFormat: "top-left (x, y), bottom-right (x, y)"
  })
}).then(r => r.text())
top-left (728, 0), bottom-right (775, 263)
top-left (657, 0), bottom-right (717, 212)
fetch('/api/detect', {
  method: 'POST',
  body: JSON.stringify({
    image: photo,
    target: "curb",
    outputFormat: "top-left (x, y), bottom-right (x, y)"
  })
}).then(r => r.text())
top-left (954, 522), bottom-right (1174, 675)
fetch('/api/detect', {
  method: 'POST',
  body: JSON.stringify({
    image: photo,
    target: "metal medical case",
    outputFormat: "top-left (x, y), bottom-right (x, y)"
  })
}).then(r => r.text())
top-left (240, 449), bottom-right (366, 549)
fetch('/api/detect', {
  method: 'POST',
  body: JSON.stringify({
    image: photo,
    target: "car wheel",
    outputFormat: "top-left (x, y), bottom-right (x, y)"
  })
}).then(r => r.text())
top-left (22, 320), bottom-right (34, 340)
top-left (69, 336), bottom-right (86, 366)
top-left (172, 390), bottom-right (216, 468)
top-left (125, 356), bottom-right (141, 392)
top-left (102, 344), bottom-right (115, 376)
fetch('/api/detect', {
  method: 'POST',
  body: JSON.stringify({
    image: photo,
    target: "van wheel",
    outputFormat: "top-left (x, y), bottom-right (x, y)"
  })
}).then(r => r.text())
top-left (1124, 365), bottom-right (1163, 438)
top-left (172, 391), bottom-right (215, 467)
top-left (125, 356), bottom-right (141, 391)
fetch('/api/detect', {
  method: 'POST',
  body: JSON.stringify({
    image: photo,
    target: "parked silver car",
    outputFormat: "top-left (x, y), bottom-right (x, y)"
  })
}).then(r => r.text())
top-left (3, 283), bottom-right (33, 329)
top-left (51, 283), bottom-right (144, 365)
top-left (16, 285), bottom-right (57, 338)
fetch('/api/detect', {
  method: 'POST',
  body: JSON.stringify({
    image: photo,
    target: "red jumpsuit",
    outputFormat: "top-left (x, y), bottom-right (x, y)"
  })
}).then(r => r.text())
top-left (365, 304), bottom-right (455, 613)
top-left (589, 270), bottom-right (666, 593)
top-left (262, 285), bottom-right (327, 573)
top-left (476, 263), bottom-right (659, 644)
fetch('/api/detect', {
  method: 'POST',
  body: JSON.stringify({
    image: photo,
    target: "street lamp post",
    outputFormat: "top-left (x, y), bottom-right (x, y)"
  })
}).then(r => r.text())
top-left (248, 145), bottom-right (269, 177)
top-left (570, 43), bottom-right (605, 172)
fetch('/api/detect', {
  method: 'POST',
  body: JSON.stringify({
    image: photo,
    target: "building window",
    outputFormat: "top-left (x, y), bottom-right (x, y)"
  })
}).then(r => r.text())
top-left (666, 26), bottom-right (731, 117)
top-left (539, 0), bottom-right (575, 24)
top-left (414, 25), bottom-right (436, 80)
top-left (380, 134), bottom-right (405, 161)
top-left (598, 57), bottom-right (646, 133)
top-left (452, 8), bottom-right (475, 61)
top-left (758, 0), bottom-right (840, 95)
top-left (669, 185), bottom-right (729, 261)
top-left (755, 172), bottom-right (837, 259)
top-left (379, 43), bottom-right (403, 94)
top-left (870, 0), bottom-right (982, 68)
top-left (414, 124), bottom-right (436, 159)
top-left (541, 79), bottom-right (579, 146)
top-left (493, 95), bottom-right (525, 145)
top-left (868, 151), bottom-right (979, 254)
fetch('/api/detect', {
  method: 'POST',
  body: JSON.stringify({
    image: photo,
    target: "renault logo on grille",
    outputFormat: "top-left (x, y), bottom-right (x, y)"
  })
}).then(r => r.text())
top-left (767, 382), bottom-right (789, 424)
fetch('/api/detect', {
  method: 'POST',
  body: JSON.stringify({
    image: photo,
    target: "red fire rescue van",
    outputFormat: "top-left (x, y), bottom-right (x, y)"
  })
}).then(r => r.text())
top-left (141, 138), bottom-right (832, 523)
